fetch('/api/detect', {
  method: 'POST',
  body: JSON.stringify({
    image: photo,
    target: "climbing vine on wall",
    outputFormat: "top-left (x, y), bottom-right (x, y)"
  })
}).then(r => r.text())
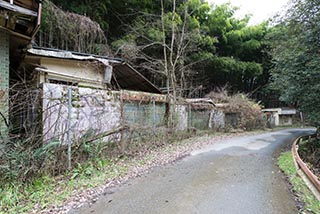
top-left (36, 0), bottom-right (110, 55)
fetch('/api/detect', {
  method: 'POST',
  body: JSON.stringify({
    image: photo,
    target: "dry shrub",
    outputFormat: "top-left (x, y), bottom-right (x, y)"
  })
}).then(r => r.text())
top-left (206, 87), bottom-right (264, 131)
top-left (37, 0), bottom-right (111, 55)
top-left (204, 85), bottom-right (229, 103)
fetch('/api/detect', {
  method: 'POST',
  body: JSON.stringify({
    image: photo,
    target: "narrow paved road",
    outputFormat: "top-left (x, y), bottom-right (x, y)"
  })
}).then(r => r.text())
top-left (70, 129), bottom-right (315, 214)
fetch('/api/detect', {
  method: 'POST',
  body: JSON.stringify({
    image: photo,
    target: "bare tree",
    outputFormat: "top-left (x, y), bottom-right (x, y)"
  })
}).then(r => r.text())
top-left (113, 0), bottom-right (209, 127)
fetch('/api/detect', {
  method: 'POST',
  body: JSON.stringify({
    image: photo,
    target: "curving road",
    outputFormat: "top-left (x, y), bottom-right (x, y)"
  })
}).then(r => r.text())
top-left (70, 128), bottom-right (315, 214)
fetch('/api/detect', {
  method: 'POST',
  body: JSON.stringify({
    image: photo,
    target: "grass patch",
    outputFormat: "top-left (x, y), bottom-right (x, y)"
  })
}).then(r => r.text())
top-left (0, 158), bottom-right (129, 214)
top-left (278, 151), bottom-right (320, 214)
top-left (0, 129), bottom-right (264, 213)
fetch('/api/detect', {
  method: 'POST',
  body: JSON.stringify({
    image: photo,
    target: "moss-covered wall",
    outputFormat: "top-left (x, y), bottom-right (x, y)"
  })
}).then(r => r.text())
top-left (0, 31), bottom-right (9, 142)
top-left (123, 102), bottom-right (166, 127)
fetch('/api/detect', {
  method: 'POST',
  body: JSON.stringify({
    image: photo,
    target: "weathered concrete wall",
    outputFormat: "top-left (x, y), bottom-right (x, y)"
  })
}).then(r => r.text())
top-left (0, 31), bottom-right (9, 141)
top-left (43, 83), bottom-right (121, 144)
top-left (190, 109), bottom-right (211, 130)
top-left (209, 109), bottom-right (225, 129)
top-left (279, 115), bottom-right (293, 126)
top-left (123, 102), bottom-right (166, 127)
top-left (42, 83), bottom-right (228, 143)
top-left (43, 84), bottom-right (169, 144)
top-left (176, 105), bottom-right (188, 131)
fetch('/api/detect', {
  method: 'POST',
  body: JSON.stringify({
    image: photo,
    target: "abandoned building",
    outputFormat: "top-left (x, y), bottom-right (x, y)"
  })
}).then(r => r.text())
top-left (8, 45), bottom-right (232, 144)
top-left (0, 0), bottom-right (42, 141)
top-left (0, 0), bottom-right (255, 146)
top-left (5, 44), bottom-right (228, 144)
top-left (262, 108), bottom-right (298, 127)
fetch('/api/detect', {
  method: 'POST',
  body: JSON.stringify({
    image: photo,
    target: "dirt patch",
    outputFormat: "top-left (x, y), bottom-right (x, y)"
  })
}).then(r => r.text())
top-left (279, 168), bottom-right (305, 212)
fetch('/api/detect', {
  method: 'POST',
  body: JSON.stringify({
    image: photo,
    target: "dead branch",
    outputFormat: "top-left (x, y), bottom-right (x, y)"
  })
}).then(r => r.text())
top-left (84, 125), bottom-right (130, 144)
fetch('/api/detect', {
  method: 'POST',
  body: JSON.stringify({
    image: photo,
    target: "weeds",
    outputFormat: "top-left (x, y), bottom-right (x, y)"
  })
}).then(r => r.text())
top-left (0, 128), bottom-right (202, 213)
top-left (206, 87), bottom-right (265, 130)
top-left (278, 152), bottom-right (320, 214)
top-left (298, 138), bottom-right (320, 178)
top-left (0, 156), bottom-right (126, 214)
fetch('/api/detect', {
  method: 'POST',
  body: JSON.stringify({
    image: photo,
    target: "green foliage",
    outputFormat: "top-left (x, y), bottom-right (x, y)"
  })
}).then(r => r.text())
top-left (108, 1), bottom-right (269, 94)
top-left (269, 0), bottom-right (320, 126)
top-left (43, 0), bottom-right (271, 95)
top-left (278, 151), bottom-right (320, 213)
top-left (0, 157), bottom-right (122, 213)
top-left (298, 138), bottom-right (320, 177)
top-left (0, 140), bottom-right (60, 182)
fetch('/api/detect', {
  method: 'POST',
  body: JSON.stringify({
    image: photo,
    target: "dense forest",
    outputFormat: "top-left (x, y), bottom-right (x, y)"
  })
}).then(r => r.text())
top-left (37, 0), bottom-right (271, 100)
top-left (37, 0), bottom-right (319, 125)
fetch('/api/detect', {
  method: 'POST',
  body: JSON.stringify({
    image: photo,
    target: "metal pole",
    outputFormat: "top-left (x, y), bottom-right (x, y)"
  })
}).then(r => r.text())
top-left (67, 87), bottom-right (72, 170)
top-left (188, 104), bottom-right (191, 130)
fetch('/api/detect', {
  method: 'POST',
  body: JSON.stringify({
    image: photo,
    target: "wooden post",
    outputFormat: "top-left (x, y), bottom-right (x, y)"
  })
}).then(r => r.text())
top-left (67, 87), bottom-right (72, 170)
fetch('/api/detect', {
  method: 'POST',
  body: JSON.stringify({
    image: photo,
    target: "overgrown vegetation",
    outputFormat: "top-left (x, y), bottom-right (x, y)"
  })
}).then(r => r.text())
top-left (298, 139), bottom-right (320, 178)
top-left (206, 87), bottom-right (264, 131)
top-left (0, 130), bottom-right (223, 213)
top-left (37, 0), bottom-right (110, 54)
top-left (48, 0), bottom-right (271, 98)
top-left (0, 157), bottom-right (128, 214)
top-left (2, 0), bottom-right (319, 212)
top-left (278, 152), bottom-right (320, 213)
top-left (269, 0), bottom-right (320, 130)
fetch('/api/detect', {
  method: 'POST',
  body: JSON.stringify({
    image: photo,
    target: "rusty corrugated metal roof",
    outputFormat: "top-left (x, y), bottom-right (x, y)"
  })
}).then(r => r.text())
top-left (26, 46), bottom-right (162, 94)
top-left (112, 62), bottom-right (162, 94)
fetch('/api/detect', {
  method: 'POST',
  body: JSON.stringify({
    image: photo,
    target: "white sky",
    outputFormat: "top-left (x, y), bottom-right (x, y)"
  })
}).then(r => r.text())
top-left (207, 0), bottom-right (289, 25)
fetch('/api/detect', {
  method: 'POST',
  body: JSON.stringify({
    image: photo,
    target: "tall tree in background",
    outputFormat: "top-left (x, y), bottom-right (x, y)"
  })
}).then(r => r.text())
top-left (112, 0), bottom-right (214, 97)
top-left (45, 0), bottom-right (271, 99)
top-left (111, 2), bottom-right (269, 96)
top-left (199, 4), bottom-right (269, 94)
top-left (269, 0), bottom-right (320, 128)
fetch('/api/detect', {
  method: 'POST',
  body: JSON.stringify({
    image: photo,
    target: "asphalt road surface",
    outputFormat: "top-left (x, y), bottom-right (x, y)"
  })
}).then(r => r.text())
top-left (70, 128), bottom-right (315, 214)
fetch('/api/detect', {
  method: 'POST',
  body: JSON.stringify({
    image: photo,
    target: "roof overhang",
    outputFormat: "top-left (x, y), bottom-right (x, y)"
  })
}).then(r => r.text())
top-left (0, 0), bottom-right (41, 38)
top-left (24, 47), bottom-right (162, 94)
top-left (112, 62), bottom-right (162, 94)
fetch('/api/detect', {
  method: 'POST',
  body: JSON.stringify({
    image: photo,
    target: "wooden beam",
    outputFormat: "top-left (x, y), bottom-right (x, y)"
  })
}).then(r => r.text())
top-left (0, 0), bottom-right (37, 17)
top-left (0, 25), bottom-right (31, 40)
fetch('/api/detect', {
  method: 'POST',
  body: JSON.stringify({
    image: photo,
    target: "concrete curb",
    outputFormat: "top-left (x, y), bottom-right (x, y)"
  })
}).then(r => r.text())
top-left (291, 135), bottom-right (320, 201)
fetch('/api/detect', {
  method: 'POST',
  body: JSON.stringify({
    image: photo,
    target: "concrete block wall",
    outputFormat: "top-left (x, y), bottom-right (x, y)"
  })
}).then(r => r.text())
top-left (209, 109), bottom-right (225, 129)
top-left (42, 83), bottom-right (229, 144)
top-left (43, 83), bottom-right (121, 144)
top-left (190, 109), bottom-right (211, 130)
top-left (123, 102), bottom-right (166, 127)
top-left (175, 105), bottom-right (188, 131)
top-left (0, 31), bottom-right (9, 142)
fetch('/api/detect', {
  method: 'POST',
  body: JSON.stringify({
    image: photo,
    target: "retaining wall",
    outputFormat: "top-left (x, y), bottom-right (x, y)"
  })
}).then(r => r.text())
top-left (42, 83), bottom-right (223, 144)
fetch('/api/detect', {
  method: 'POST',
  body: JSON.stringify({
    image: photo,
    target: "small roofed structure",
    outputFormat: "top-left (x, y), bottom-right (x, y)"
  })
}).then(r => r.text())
top-left (0, 0), bottom-right (41, 38)
top-left (262, 108), bottom-right (297, 127)
top-left (22, 46), bottom-right (162, 93)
